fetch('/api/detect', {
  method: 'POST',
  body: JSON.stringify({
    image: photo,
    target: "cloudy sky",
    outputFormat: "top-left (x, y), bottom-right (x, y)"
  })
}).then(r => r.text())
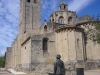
top-left (0, 0), bottom-right (100, 56)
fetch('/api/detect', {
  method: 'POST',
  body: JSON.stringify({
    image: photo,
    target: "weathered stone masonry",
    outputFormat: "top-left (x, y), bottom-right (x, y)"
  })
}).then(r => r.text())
top-left (5, 0), bottom-right (100, 74)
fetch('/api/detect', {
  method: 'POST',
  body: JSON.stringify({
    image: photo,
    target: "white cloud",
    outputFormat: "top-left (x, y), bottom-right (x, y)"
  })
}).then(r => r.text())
top-left (0, 51), bottom-right (5, 56)
top-left (67, 0), bottom-right (95, 12)
top-left (41, 0), bottom-right (61, 22)
top-left (0, 0), bottom-right (19, 56)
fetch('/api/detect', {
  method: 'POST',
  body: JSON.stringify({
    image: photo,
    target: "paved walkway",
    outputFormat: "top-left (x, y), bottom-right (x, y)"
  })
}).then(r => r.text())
top-left (66, 69), bottom-right (100, 75)
top-left (84, 69), bottom-right (100, 75)
top-left (0, 69), bottom-right (13, 75)
top-left (0, 68), bottom-right (100, 75)
top-left (7, 69), bottom-right (26, 74)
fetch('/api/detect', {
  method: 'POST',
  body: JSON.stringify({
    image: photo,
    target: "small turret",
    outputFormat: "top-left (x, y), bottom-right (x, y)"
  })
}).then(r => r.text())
top-left (59, 0), bottom-right (68, 11)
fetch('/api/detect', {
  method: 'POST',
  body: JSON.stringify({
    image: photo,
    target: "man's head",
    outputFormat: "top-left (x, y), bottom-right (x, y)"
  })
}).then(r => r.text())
top-left (56, 54), bottom-right (61, 59)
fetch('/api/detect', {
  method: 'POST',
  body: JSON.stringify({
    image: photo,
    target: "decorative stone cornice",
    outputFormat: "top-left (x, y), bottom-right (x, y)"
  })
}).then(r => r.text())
top-left (75, 21), bottom-right (100, 26)
top-left (55, 26), bottom-right (84, 33)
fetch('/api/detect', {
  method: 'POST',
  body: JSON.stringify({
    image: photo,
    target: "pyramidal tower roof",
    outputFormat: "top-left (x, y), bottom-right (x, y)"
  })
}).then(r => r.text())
top-left (60, 0), bottom-right (68, 6)
top-left (61, 0), bottom-right (64, 4)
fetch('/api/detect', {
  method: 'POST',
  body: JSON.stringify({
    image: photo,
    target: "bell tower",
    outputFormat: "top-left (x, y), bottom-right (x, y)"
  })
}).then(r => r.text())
top-left (19, 0), bottom-right (41, 43)
top-left (59, 0), bottom-right (68, 11)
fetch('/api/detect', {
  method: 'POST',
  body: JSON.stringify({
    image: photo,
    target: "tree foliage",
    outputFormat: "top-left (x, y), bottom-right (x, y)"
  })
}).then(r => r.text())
top-left (0, 56), bottom-right (5, 67)
top-left (86, 14), bottom-right (100, 44)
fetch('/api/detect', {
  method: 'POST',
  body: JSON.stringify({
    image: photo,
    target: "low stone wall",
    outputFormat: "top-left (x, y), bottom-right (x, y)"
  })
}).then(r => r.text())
top-left (84, 59), bottom-right (100, 70)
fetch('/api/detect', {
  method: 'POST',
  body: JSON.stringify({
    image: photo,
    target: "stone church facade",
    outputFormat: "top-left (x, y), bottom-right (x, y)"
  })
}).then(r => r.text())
top-left (5, 0), bottom-right (100, 74)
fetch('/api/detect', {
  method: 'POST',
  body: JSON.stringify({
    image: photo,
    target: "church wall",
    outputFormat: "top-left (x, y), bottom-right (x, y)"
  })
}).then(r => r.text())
top-left (21, 39), bottom-right (31, 70)
top-left (31, 0), bottom-right (41, 29)
top-left (80, 24), bottom-right (100, 61)
top-left (46, 23), bottom-right (54, 33)
top-left (5, 47), bottom-right (12, 69)
top-left (12, 42), bottom-right (14, 69)
top-left (56, 28), bottom-right (85, 62)
top-left (75, 31), bottom-right (84, 61)
top-left (68, 30), bottom-right (76, 61)
top-left (9, 34), bottom-right (22, 71)
top-left (31, 33), bottom-right (56, 63)
top-left (86, 39), bottom-right (100, 60)
top-left (40, 22), bottom-right (47, 34)
top-left (17, 34), bottom-right (21, 70)
top-left (51, 11), bottom-right (68, 24)
top-left (12, 40), bottom-right (16, 69)
top-left (40, 22), bottom-right (54, 34)
top-left (19, 0), bottom-right (41, 43)
top-left (31, 33), bottom-right (56, 73)
top-left (56, 30), bottom-right (69, 61)
top-left (86, 40), bottom-right (93, 60)
top-left (5, 0), bottom-right (100, 73)
top-left (10, 37), bottom-right (19, 70)
top-left (56, 29), bottom-right (77, 62)
top-left (55, 12), bottom-right (60, 23)
top-left (62, 11), bottom-right (68, 24)
top-left (92, 43), bottom-right (100, 60)
top-left (15, 38), bottom-right (18, 70)
top-left (51, 10), bottom-right (77, 25)
top-left (68, 11), bottom-right (77, 24)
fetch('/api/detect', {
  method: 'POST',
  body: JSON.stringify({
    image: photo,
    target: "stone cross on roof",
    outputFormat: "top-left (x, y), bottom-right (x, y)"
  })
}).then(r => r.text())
top-left (62, 0), bottom-right (64, 3)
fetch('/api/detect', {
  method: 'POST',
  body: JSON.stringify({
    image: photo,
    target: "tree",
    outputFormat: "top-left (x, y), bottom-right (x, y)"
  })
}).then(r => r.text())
top-left (0, 56), bottom-right (5, 67)
top-left (86, 14), bottom-right (100, 44)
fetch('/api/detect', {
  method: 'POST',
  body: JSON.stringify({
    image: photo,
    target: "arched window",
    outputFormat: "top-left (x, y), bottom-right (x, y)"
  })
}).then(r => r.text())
top-left (27, 0), bottom-right (30, 2)
top-left (43, 38), bottom-right (48, 52)
top-left (58, 16), bottom-right (64, 24)
top-left (68, 17), bottom-right (73, 24)
top-left (52, 19), bottom-right (54, 22)
top-left (44, 25), bottom-right (47, 33)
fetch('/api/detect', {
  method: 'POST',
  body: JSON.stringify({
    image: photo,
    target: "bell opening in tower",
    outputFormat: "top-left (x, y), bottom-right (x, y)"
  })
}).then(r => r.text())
top-left (27, 0), bottom-right (30, 2)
